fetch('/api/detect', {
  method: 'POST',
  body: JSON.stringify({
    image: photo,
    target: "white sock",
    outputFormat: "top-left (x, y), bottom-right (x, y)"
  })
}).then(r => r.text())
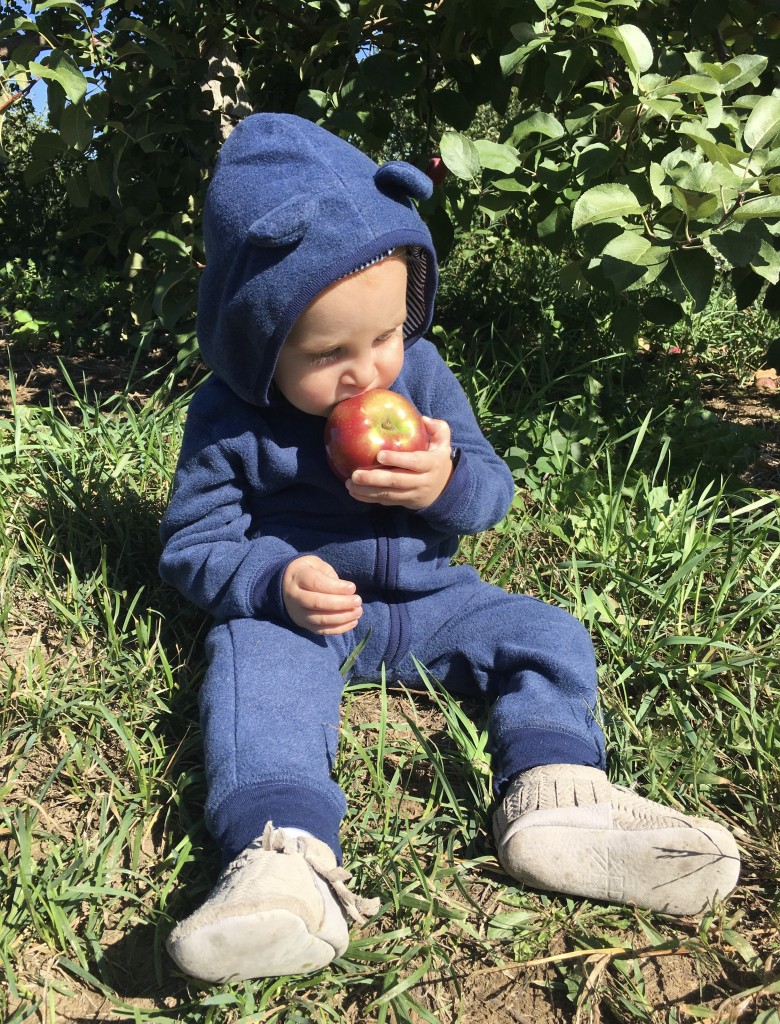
top-left (282, 827), bottom-right (315, 841)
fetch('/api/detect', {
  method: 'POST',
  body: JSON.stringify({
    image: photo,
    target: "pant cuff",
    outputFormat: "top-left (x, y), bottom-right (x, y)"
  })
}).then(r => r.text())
top-left (210, 782), bottom-right (346, 865)
top-left (492, 727), bottom-right (606, 798)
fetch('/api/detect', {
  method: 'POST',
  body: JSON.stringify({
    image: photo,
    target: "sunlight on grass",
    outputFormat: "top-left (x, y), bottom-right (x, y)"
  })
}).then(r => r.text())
top-left (1, 328), bottom-right (778, 1023)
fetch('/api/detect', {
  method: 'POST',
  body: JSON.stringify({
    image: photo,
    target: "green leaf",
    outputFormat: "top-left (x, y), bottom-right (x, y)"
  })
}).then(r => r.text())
top-left (722, 929), bottom-right (759, 965)
top-left (703, 95), bottom-right (723, 129)
top-left (642, 296), bottom-right (684, 325)
top-left (30, 130), bottom-right (67, 162)
top-left (148, 230), bottom-right (190, 259)
top-left (575, 142), bottom-right (617, 185)
top-left (611, 303), bottom-right (641, 344)
top-left (753, 1010), bottom-right (779, 1024)
top-left (670, 186), bottom-right (720, 221)
top-left (706, 225), bottom-right (763, 267)
top-left (440, 131), bottom-right (480, 180)
top-left (732, 266), bottom-right (764, 308)
top-left (600, 231), bottom-right (669, 291)
top-left (478, 193), bottom-right (514, 221)
top-left (754, 146), bottom-right (780, 174)
top-left (559, 259), bottom-right (589, 296)
top-left (500, 24), bottom-right (548, 76)
top-left (568, 2), bottom-right (610, 20)
top-left (658, 74), bottom-right (721, 96)
top-left (59, 102), bottom-right (93, 152)
top-left (29, 50), bottom-right (87, 104)
top-left (153, 269), bottom-right (197, 328)
top-left (35, 0), bottom-right (89, 16)
top-left (537, 204), bottom-right (571, 243)
top-left (431, 89), bottom-right (476, 131)
top-left (572, 184), bottom-right (645, 230)
top-left (86, 160), bottom-right (110, 198)
top-left (473, 139), bottom-right (519, 173)
top-left (294, 89), bottom-right (328, 120)
top-left (492, 175), bottom-right (529, 192)
top-left (511, 112), bottom-right (565, 145)
top-left (65, 170), bottom-right (91, 208)
top-left (359, 51), bottom-right (425, 95)
top-left (600, 231), bottom-right (655, 290)
top-left (649, 163), bottom-right (672, 205)
top-left (598, 25), bottom-right (654, 75)
top-left (700, 54), bottom-right (768, 93)
top-left (750, 239), bottom-right (780, 284)
top-left (601, 231), bottom-right (653, 263)
top-left (677, 124), bottom-right (748, 170)
top-left (670, 247), bottom-right (715, 311)
top-left (732, 195), bottom-right (780, 221)
top-left (744, 95), bottom-right (780, 151)
top-left (641, 97), bottom-right (682, 121)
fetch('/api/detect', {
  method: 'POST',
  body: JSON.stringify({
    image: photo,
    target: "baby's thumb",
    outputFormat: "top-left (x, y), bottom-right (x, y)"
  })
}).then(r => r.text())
top-left (422, 416), bottom-right (451, 450)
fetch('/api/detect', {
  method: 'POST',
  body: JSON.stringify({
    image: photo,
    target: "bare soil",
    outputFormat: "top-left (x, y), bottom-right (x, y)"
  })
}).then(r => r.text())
top-left (700, 377), bottom-right (780, 491)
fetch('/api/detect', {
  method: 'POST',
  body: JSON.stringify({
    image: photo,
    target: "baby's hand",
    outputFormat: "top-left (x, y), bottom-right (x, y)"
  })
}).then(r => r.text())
top-left (283, 555), bottom-right (362, 635)
top-left (346, 417), bottom-right (453, 510)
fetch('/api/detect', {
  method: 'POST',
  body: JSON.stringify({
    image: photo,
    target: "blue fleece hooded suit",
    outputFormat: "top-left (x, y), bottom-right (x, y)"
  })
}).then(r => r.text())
top-left (160, 113), bottom-right (606, 864)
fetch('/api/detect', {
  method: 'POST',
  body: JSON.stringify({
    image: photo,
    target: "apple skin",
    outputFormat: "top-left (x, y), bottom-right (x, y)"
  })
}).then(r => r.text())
top-left (324, 389), bottom-right (428, 482)
top-left (425, 156), bottom-right (448, 186)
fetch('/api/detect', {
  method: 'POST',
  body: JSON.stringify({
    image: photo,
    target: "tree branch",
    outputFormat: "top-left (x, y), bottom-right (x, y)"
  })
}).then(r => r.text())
top-left (0, 78), bottom-right (38, 116)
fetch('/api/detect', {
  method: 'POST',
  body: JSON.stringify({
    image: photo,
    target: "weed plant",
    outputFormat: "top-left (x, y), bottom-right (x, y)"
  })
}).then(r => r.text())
top-left (1, 286), bottom-right (779, 1023)
top-left (0, 256), bottom-right (127, 356)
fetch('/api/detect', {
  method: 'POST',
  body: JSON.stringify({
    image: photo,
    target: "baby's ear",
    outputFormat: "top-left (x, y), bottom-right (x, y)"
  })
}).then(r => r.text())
top-left (375, 161), bottom-right (433, 201)
top-left (247, 196), bottom-right (318, 247)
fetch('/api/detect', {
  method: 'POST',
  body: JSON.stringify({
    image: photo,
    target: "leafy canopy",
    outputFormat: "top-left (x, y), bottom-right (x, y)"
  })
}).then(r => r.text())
top-left (2, 0), bottom-right (780, 350)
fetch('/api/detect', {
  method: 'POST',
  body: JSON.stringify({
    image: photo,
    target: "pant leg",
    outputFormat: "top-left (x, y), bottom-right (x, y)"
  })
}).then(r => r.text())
top-left (394, 580), bottom-right (606, 796)
top-left (200, 617), bottom-right (352, 863)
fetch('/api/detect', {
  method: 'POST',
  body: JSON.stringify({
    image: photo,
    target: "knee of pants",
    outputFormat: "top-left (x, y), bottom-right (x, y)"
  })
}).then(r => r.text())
top-left (199, 618), bottom-right (347, 798)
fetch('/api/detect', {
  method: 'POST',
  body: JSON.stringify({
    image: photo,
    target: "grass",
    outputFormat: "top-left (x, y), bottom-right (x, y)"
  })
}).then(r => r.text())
top-left (1, 297), bottom-right (779, 1024)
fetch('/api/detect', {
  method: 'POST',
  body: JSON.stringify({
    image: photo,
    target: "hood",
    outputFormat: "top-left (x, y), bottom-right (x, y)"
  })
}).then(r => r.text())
top-left (196, 113), bottom-right (439, 407)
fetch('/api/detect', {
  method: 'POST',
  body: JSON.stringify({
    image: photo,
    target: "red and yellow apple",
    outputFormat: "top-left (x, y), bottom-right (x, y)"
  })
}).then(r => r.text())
top-left (324, 389), bottom-right (428, 482)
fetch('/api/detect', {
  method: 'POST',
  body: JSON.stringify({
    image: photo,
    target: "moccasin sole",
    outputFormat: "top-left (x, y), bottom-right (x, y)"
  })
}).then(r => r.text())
top-left (167, 907), bottom-right (338, 982)
top-left (495, 805), bottom-right (740, 916)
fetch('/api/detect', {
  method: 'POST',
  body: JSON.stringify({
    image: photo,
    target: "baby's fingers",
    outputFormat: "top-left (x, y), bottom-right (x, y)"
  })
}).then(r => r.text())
top-left (296, 587), bottom-right (362, 616)
top-left (299, 564), bottom-right (357, 596)
top-left (309, 608), bottom-right (363, 635)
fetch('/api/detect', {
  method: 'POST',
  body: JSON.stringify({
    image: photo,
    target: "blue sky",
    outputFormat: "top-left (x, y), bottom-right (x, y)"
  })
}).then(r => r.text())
top-left (18, 3), bottom-right (48, 114)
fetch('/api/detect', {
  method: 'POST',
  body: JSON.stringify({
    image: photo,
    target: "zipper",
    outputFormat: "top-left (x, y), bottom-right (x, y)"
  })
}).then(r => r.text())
top-left (371, 510), bottom-right (411, 669)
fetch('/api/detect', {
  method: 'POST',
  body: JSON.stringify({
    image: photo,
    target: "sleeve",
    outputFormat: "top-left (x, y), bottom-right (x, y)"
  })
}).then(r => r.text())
top-left (158, 390), bottom-right (297, 622)
top-left (412, 342), bottom-right (515, 535)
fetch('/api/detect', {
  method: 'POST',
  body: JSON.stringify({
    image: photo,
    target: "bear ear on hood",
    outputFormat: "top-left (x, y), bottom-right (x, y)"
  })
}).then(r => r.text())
top-left (247, 195), bottom-right (319, 247)
top-left (375, 161), bottom-right (433, 202)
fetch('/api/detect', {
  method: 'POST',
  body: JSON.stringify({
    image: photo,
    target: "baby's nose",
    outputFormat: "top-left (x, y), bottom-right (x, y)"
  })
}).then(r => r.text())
top-left (345, 354), bottom-right (376, 388)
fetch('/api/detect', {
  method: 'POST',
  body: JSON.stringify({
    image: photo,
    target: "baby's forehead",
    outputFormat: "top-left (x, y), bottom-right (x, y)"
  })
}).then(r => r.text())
top-left (293, 260), bottom-right (408, 325)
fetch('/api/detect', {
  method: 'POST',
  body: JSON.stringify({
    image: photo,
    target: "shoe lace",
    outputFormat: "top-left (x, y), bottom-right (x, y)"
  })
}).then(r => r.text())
top-left (260, 822), bottom-right (381, 926)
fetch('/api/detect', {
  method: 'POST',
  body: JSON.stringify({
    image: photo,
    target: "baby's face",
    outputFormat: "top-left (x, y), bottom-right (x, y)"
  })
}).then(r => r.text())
top-left (273, 257), bottom-right (408, 417)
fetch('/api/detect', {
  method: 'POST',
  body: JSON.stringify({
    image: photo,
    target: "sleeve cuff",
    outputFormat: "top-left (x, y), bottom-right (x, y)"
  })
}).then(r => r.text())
top-left (251, 556), bottom-right (300, 623)
top-left (418, 447), bottom-right (474, 532)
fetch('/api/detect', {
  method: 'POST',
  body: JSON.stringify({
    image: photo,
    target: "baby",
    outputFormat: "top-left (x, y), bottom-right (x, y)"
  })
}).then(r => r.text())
top-left (159, 113), bottom-right (740, 983)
